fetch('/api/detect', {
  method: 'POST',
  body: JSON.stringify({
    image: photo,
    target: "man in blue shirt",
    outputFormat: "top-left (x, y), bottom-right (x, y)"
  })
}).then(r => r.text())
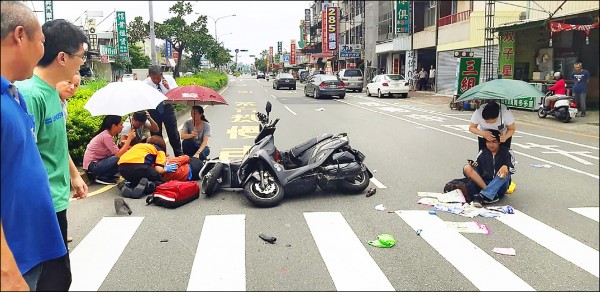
top-left (0, 2), bottom-right (66, 290)
top-left (571, 62), bottom-right (590, 117)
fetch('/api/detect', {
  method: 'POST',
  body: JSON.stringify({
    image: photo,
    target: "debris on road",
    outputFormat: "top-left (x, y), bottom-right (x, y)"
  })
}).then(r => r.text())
top-left (374, 204), bottom-right (386, 211)
top-left (445, 221), bottom-right (490, 235)
top-left (531, 164), bottom-right (552, 168)
top-left (428, 211), bottom-right (436, 215)
top-left (114, 198), bottom-right (132, 215)
top-left (416, 229), bottom-right (423, 236)
top-left (315, 107), bottom-right (326, 111)
top-left (160, 239), bottom-right (169, 243)
top-left (492, 247), bottom-right (516, 256)
top-left (368, 234), bottom-right (396, 248)
top-left (366, 187), bottom-right (377, 197)
top-left (259, 233), bottom-right (277, 244)
top-left (487, 205), bottom-right (515, 214)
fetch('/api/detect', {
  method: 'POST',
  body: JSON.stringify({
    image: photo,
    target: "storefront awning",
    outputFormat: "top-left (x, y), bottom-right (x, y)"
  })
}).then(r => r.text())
top-left (495, 7), bottom-right (599, 32)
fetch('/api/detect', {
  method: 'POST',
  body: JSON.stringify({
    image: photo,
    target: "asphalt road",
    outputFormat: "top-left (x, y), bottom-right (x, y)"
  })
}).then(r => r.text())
top-left (67, 74), bottom-right (599, 291)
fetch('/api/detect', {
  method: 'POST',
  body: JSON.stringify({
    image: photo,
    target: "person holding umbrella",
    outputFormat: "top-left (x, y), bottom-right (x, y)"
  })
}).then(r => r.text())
top-left (180, 105), bottom-right (211, 160)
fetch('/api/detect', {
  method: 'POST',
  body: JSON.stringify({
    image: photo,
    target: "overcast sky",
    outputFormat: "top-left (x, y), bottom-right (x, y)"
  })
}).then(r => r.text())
top-left (25, 1), bottom-right (311, 64)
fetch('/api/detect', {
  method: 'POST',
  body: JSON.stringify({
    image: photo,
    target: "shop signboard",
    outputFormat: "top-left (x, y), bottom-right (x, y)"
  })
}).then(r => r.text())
top-left (100, 45), bottom-right (117, 57)
top-left (304, 9), bottom-right (311, 35)
top-left (500, 97), bottom-right (538, 111)
top-left (165, 39), bottom-right (173, 58)
top-left (267, 46), bottom-right (273, 72)
top-left (499, 31), bottom-right (515, 79)
top-left (454, 57), bottom-right (481, 96)
top-left (290, 40), bottom-right (296, 65)
top-left (339, 44), bottom-right (361, 58)
top-left (277, 41), bottom-right (282, 54)
top-left (283, 54), bottom-right (290, 64)
top-left (321, 10), bottom-right (329, 53)
top-left (395, 0), bottom-right (410, 34)
top-left (326, 6), bottom-right (338, 51)
top-left (116, 11), bottom-right (128, 56)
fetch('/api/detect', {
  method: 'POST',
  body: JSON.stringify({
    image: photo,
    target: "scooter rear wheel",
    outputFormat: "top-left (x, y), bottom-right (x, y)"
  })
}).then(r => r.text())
top-left (244, 176), bottom-right (285, 208)
top-left (337, 169), bottom-right (370, 193)
top-left (202, 162), bottom-right (223, 196)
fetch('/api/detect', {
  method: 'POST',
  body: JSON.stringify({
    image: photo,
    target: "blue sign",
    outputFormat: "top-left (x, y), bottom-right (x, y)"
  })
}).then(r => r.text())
top-left (165, 40), bottom-right (173, 58)
top-left (339, 44), bottom-right (361, 58)
top-left (283, 54), bottom-right (290, 63)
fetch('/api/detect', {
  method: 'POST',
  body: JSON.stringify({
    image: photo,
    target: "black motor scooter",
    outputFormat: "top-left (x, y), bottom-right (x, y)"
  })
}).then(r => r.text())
top-left (199, 102), bottom-right (372, 207)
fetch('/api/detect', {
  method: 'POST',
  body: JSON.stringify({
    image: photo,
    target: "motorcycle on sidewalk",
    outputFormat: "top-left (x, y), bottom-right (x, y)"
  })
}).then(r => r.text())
top-left (537, 90), bottom-right (578, 123)
top-left (199, 101), bottom-right (373, 208)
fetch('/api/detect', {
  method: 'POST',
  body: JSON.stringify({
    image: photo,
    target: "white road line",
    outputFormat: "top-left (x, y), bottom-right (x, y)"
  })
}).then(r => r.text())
top-left (69, 217), bottom-right (144, 291)
top-left (304, 212), bottom-right (395, 291)
top-left (396, 210), bottom-right (534, 291)
top-left (187, 214), bottom-right (246, 291)
top-left (369, 177), bottom-right (387, 188)
top-left (270, 94), bottom-right (278, 100)
top-left (265, 88), bottom-right (269, 92)
top-left (359, 96), bottom-right (599, 150)
top-left (336, 100), bottom-right (599, 180)
top-left (496, 209), bottom-right (599, 278)
top-left (284, 106), bottom-right (297, 115)
top-left (568, 207), bottom-right (599, 222)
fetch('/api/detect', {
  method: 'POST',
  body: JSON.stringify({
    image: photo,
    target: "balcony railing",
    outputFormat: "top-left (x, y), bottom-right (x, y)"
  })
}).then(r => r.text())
top-left (438, 10), bottom-right (471, 27)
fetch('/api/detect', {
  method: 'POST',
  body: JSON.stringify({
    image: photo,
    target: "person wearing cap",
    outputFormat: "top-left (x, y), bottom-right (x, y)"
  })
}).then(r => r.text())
top-left (462, 129), bottom-right (515, 208)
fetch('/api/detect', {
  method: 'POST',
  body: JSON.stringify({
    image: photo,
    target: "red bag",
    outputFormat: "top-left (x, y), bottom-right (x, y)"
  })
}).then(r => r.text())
top-left (146, 180), bottom-right (200, 208)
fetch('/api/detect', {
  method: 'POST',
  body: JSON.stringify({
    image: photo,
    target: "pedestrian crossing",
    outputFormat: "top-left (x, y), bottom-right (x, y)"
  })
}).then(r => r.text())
top-left (68, 207), bottom-right (599, 291)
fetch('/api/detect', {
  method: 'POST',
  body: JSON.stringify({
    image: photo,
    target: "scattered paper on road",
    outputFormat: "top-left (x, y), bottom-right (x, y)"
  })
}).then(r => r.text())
top-left (315, 108), bottom-right (326, 111)
top-left (446, 221), bottom-right (490, 235)
top-left (492, 247), bottom-right (516, 256)
top-left (418, 190), bottom-right (465, 203)
top-left (531, 164), bottom-right (552, 168)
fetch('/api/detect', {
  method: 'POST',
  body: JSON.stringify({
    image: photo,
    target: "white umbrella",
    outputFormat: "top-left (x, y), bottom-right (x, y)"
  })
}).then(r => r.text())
top-left (84, 80), bottom-right (167, 116)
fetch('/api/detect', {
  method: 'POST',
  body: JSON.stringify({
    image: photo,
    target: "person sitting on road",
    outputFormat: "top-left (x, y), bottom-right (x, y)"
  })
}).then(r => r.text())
top-left (117, 135), bottom-right (178, 198)
top-left (180, 106), bottom-right (211, 160)
top-left (543, 71), bottom-right (566, 111)
top-left (469, 101), bottom-right (516, 151)
top-left (119, 110), bottom-right (159, 148)
top-left (463, 129), bottom-right (516, 208)
top-left (161, 155), bottom-right (204, 182)
top-left (83, 115), bottom-right (135, 184)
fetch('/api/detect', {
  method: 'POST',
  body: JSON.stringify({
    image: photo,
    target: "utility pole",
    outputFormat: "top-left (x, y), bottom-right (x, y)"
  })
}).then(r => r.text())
top-left (149, 1), bottom-right (158, 66)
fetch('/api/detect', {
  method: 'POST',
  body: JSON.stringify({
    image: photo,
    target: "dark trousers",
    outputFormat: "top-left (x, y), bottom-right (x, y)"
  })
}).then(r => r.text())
top-left (87, 155), bottom-right (119, 179)
top-left (182, 139), bottom-right (210, 159)
top-left (148, 103), bottom-right (183, 156)
top-left (118, 163), bottom-right (163, 187)
top-left (37, 210), bottom-right (71, 291)
top-left (189, 157), bottom-right (204, 180)
top-left (418, 78), bottom-right (427, 90)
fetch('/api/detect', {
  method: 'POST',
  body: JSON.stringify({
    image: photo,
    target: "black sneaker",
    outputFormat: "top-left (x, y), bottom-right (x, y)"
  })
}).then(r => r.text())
top-left (121, 187), bottom-right (134, 198)
top-left (145, 181), bottom-right (156, 194)
top-left (471, 194), bottom-right (483, 208)
top-left (95, 177), bottom-right (117, 185)
top-left (483, 197), bottom-right (500, 204)
top-left (131, 178), bottom-right (149, 199)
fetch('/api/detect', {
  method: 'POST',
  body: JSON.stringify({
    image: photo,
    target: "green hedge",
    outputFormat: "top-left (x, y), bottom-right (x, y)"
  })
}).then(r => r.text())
top-left (67, 72), bottom-right (227, 165)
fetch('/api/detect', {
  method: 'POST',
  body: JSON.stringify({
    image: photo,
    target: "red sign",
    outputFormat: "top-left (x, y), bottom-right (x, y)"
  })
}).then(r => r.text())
top-left (326, 7), bottom-right (338, 51)
top-left (267, 46), bottom-right (273, 72)
top-left (290, 41), bottom-right (296, 65)
top-left (321, 10), bottom-right (329, 53)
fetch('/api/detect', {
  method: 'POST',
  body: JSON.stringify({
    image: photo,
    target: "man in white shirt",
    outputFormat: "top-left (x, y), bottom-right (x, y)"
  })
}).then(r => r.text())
top-left (144, 66), bottom-right (183, 156)
top-left (429, 65), bottom-right (436, 91)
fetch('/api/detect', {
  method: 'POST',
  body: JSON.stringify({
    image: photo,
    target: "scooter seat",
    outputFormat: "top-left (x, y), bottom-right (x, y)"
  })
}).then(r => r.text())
top-left (289, 133), bottom-right (333, 161)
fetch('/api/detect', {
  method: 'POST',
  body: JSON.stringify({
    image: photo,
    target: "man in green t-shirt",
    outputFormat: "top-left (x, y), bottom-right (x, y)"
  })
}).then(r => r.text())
top-left (15, 19), bottom-right (89, 291)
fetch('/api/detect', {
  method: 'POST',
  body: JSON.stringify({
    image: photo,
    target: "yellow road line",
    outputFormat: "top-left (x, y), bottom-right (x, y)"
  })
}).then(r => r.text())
top-left (70, 184), bottom-right (116, 202)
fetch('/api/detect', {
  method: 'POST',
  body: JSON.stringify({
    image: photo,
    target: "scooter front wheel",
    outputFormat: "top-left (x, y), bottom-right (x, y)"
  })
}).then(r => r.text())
top-left (537, 108), bottom-right (548, 118)
top-left (202, 162), bottom-right (223, 196)
top-left (243, 176), bottom-right (285, 208)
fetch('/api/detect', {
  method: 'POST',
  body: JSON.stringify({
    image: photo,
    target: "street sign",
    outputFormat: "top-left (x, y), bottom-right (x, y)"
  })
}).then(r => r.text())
top-left (395, 1), bottom-right (410, 34)
top-left (44, 0), bottom-right (53, 23)
top-left (235, 49), bottom-right (239, 53)
top-left (339, 44), bottom-right (361, 58)
top-left (116, 11), bottom-right (128, 55)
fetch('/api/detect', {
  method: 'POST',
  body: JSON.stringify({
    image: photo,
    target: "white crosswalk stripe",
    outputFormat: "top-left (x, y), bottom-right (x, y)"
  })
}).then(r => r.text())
top-left (69, 217), bottom-right (145, 291)
top-left (69, 207), bottom-right (599, 290)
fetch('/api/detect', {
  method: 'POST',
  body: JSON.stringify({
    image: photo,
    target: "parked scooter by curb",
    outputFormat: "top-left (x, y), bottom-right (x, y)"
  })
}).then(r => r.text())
top-left (200, 101), bottom-right (373, 207)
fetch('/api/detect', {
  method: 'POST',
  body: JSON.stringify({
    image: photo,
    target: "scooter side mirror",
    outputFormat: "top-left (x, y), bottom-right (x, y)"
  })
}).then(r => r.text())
top-left (266, 101), bottom-right (272, 113)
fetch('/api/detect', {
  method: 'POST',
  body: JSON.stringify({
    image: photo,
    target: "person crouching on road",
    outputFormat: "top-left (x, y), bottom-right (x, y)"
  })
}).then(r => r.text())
top-left (83, 115), bottom-right (135, 185)
top-left (117, 135), bottom-right (178, 198)
top-left (181, 106), bottom-right (211, 160)
top-left (463, 129), bottom-right (515, 208)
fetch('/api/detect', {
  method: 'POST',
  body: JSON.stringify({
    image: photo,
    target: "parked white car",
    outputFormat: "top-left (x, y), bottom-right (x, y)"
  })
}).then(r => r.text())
top-left (366, 74), bottom-right (410, 98)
